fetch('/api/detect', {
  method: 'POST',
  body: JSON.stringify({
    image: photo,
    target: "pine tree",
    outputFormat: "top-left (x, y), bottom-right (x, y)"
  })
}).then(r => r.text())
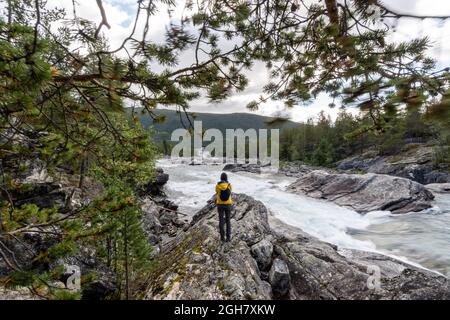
top-left (311, 138), bottom-right (335, 167)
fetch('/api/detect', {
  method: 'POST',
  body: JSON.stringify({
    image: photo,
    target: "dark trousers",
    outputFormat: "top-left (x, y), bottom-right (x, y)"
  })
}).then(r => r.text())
top-left (217, 204), bottom-right (231, 242)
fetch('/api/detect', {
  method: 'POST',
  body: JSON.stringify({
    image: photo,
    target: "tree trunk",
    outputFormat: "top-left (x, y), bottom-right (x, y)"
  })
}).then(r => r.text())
top-left (78, 154), bottom-right (87, 189)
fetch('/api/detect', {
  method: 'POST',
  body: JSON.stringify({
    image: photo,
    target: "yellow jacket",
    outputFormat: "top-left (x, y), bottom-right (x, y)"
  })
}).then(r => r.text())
top-left (216, 182), bottom-right (233, 205)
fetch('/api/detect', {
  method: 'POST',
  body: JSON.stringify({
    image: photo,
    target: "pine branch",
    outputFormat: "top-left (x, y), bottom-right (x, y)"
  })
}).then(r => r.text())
top-left (94, 0), bottom-right (111, 38)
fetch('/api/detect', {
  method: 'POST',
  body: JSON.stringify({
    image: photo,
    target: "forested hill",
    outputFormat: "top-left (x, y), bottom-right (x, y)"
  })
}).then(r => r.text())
top-left (133, 108), bottom-right (299, 141)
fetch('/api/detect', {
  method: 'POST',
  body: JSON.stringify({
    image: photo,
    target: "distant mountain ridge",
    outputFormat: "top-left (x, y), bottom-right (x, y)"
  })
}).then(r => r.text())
top-left (134, 108), bottom-right (299, 141)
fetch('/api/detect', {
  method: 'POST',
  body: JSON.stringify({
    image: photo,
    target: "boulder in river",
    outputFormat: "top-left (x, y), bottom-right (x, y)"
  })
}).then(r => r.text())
top-left (287, 170), bottom-right (434, 214)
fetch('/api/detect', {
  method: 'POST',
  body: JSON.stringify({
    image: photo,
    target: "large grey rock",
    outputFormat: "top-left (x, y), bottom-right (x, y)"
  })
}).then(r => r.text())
top-left (251, 239), bottom-right (273, 271)
top-left (278, 162), bottom-right (327, 178)
top-left (269, 258), bottom-right (290, 297)
top-left (337, 146), bottom-right (450, 184)
top-left (143, 194), bottom-right (449, 300)
top-left (287, 170), bottom-right (434, 214)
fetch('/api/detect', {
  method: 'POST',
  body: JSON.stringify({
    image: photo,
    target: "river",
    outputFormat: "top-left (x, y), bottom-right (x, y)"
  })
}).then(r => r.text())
top-left (157, 158), bottom-right (450, 277)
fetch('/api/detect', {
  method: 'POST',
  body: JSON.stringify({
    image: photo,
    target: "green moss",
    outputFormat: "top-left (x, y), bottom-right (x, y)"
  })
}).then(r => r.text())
top-left (192, 245), bottom-right (203, 254)
top-left (217, 281), bottom-right (226, 294)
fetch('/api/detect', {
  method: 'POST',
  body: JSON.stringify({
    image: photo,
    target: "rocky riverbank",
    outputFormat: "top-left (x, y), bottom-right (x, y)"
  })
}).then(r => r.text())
top-left (337, 145), bottom-right (450, 184)
top-left (142, 193), bottom-right (449, 299)
top-left (287, 171), bottom-right (435, 214)
top-left (223, 162), bottom-right (321, 177)
top-left (139, 168), bottom-right (190, 252)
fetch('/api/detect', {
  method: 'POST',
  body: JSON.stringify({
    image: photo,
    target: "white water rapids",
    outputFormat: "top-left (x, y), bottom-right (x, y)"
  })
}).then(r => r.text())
top-left (157, 158), bottom-right (450, 277)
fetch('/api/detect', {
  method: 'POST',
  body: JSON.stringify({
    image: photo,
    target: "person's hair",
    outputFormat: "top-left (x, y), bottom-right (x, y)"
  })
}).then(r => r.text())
top-left (220, 172), bottom-right (228, 182)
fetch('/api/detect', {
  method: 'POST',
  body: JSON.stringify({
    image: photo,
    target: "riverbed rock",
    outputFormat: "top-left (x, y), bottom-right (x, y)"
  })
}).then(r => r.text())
top-left (337, 145), bottom-right (450, 184)
top-left (143, 193), bottom-right (449, 300)
top-left (139, 168), bottom-right (186, 247)
top-left (223, 163), bottom-right (262, 174)
top-left (287, 170), bottom-right (434, 214)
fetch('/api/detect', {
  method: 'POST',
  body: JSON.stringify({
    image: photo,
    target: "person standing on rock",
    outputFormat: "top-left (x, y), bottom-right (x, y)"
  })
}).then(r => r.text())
top-left (216, 172), bottom-right (233, 242)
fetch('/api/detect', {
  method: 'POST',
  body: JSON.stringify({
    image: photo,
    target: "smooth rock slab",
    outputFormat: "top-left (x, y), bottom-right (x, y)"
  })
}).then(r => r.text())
top-left (287, 170), bottom-right (434, 214)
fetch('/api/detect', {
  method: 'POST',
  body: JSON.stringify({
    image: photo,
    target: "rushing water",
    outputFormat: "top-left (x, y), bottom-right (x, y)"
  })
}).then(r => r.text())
top-left (157, 158), bottom-right (450, 277)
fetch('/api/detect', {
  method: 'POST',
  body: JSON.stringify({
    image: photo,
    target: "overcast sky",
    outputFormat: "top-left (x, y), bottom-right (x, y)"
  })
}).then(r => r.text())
top-left (46, 0), bottom-right (450, 122)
